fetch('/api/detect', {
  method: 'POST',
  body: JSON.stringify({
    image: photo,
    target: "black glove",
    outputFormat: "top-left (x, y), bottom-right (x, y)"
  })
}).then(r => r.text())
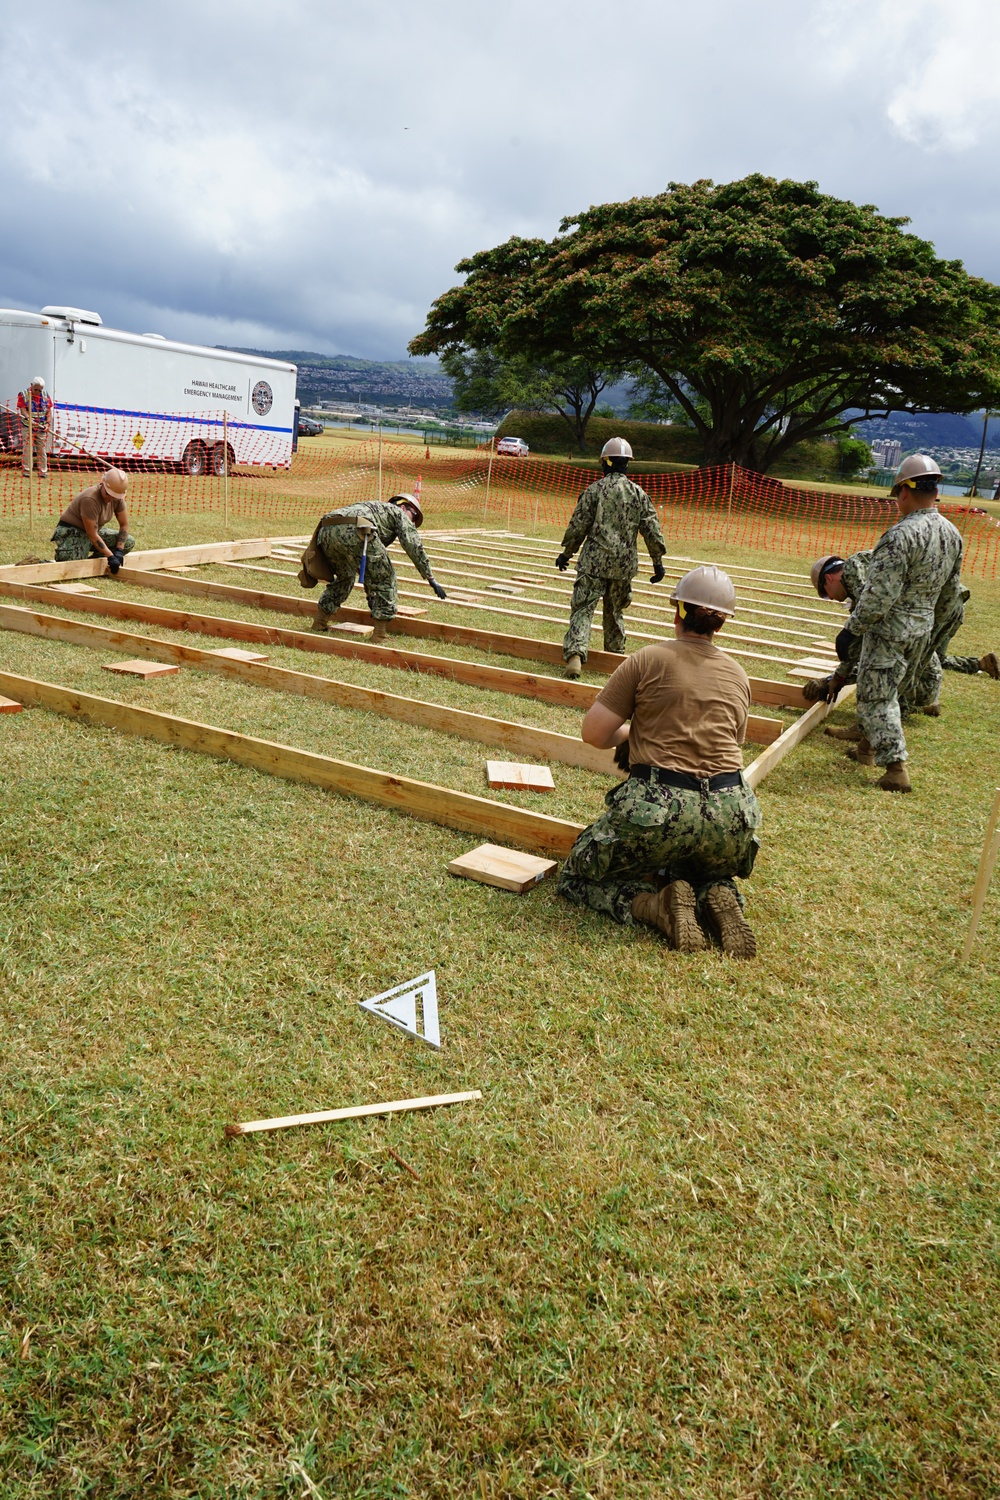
top-left (429, 577), bottom-right (447, 599)
top-left (613, 738), bottom-right (631, 774)
top-left (826, 672), bottom-right (848, 704)
top-left (555, 553), bottom-right (570, 571)
top-left (107, 549), bottom-right (124, 575)
top-left (650, 563), bottom-right (665, 584)
top-left (835, 625), bottom-right (856, 664)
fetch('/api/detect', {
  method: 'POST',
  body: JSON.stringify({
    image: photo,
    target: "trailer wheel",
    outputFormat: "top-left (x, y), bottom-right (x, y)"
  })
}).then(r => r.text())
top-left (209, 443), bottom-right (236, 476)
top-left (181, 441), bottom-right (208, 475)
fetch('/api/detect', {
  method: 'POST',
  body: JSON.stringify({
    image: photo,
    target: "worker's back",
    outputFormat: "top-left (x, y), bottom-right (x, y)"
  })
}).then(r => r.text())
top-left (575, 473), bottom-right (660, 579)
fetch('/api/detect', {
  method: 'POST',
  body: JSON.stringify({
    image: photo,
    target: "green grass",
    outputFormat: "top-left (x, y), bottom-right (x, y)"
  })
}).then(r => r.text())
top-left (2, 513), bottom-right (1000, 1497)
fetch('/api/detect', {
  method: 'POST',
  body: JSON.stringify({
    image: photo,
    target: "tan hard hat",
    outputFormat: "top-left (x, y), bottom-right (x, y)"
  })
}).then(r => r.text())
top-left (391, 491), bottom-right (423, 525)
top-left (670, 564), bottom-right (736, 616)
top-left (102, 468), bottom-right (128, 499)
top-left (891, 453), bottom-right (942, 495)
top-left (601, 436), bottom-right (633, 459)
top-left (810, 554), bottom-right (844, 597)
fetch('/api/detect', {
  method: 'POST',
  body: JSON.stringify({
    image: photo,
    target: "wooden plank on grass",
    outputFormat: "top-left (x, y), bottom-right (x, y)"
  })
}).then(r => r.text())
top-left (486, 761), bottom-right (555, 792)
top-left (448, 844), bottom-right (557, 893)
top-left (226, 1089), bottom-right (483, 1138)
top-left (0, 670), bottom-right (587, 857)
top-left (744, 685), bottom-right (856, 790)
top-left (0, 603), bottom-right (619, 774)
top-left (0, 538), bottom-right (272, 586)
top-left (0, 695), bottom-right (23, 713)
top-left (103, 660), bottom-right (180, 679)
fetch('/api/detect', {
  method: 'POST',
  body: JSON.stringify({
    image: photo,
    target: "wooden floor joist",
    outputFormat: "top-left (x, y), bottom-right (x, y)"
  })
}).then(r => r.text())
top-left (0, 670), bottom-right (587, 858)
top-left (0, 538), bottom-right (273, 586)
top-left (744, 686), bottom-right (856, 790)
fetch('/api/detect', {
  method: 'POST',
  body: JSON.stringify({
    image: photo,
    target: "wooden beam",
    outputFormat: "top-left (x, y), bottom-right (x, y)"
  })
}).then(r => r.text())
top-left (0, 603), bottom-right (621, 772)
top-left (744, 685), bottom-right (856, 790)
top-left (0, 538), bottom-right (273, 586)
top-left (225, 1089), bottom-right (483, 1138)
top-left (0, 670), bottom-right (587, 857)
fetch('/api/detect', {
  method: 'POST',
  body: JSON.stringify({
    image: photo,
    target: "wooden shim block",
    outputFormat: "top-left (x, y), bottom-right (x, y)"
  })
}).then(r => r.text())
top-left (962, 786), bottom-right (1000, 961)
top-left (47, 581), bottom-right (100, 595)
top-left (394, 606), bottom-right (426, 618)
top-left (0, 538), bottom-right (272, 586)
top-left (448, 843), bottom-right (557, 892)
top-left (0, 695), bottom-right (23, 713)
top-left (744, 685), bottom-right (856, 790)
top-left (103, 660), bottom-right (180, 679)
top-left (207, 647), bottom-right (270, 663)
top-left (798, 656), bottom-right (841, 671)
top-left (226, 1088), bottom-right (483, 1138)
top-left (486, 761), bottom-right (555, 792)
top-left (0, 669), bottom-right (586, 857)
top-left (328, 621), bottom-right (374, 637)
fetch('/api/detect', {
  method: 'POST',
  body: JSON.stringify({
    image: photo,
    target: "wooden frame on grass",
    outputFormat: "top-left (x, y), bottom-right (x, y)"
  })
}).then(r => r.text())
top-left (0, 538), bottom-right (273, 586)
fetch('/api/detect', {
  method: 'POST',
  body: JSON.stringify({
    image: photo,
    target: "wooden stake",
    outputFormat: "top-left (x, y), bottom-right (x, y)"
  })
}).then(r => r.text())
top-left (223, 409), bottom-right (230, 534)
top-left (483, 435), bottom-right (494, 519)
top-left (225, 1089), bottom-right (482, 1137)
top-left (387, 1146), bottom-right (421, 1180)
top-left (962, 787), bottom-right (1000, 962)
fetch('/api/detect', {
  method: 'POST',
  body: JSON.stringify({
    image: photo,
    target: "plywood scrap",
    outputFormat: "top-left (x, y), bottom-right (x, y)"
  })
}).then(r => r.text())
top-left (487, 761), bottom-right (555, 792)
top-left (225, 1089), bottom-right (482, 1138)
top-left (47, 582), bottom-right (99, 596)
top-left (327, 621), bottom-right (374, 637)
top-left (0, 695), bottom-right (23, 713)
top-left (207, 647), bottom-right (270, 663)
top-left (448, 843), bottom-right (557, 893)
top-left (102, 660), bottom-right (180, 679)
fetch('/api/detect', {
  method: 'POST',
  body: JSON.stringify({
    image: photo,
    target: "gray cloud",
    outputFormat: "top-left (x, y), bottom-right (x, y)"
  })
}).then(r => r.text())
top-left (1, 0), bottom-right (997, 357)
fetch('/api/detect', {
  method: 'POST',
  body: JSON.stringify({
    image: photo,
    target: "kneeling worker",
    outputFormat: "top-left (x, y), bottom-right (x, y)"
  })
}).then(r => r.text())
top-left (299, 492), bottom-right (447, 642)
top-left (557, 566), bottom-right (761, 957)
top-left (51, 469), bottom-right (135, 572)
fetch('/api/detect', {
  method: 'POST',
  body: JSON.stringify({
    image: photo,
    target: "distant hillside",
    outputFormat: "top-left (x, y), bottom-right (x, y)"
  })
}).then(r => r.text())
top-left (847, 410), bottom-right (996, 449)
top-left (219, 348), bottom-right (453, 411)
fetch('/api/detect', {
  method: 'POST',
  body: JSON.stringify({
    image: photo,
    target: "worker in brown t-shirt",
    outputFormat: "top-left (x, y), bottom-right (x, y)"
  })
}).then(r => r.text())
top-left (557, 565), bottom-right (762, 957)
top-left (51, 469), bottom-right (136, 572)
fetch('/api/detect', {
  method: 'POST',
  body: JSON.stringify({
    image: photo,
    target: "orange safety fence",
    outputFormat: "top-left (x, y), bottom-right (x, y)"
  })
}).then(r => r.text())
top-left (4, 419), bottom-right (999, 580)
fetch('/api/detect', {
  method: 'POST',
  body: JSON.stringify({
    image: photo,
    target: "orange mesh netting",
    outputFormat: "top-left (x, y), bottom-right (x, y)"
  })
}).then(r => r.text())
top-left (4, 413), bottom-right (998, 580)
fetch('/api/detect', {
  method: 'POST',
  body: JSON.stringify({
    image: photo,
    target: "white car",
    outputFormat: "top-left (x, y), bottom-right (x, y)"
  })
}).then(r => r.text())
top-left (496, 435), bottom-right (529, 457)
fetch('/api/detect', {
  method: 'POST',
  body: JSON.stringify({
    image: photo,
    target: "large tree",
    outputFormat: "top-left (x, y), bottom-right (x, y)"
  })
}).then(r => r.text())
top-left (441, 346), bottom-right (615, 450)
top-left (410, 175), bottom-right (1000, 471)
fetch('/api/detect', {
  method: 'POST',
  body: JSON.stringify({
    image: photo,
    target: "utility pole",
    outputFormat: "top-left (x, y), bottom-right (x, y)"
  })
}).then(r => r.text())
top-left (969, 409), bottom-right (991, 499)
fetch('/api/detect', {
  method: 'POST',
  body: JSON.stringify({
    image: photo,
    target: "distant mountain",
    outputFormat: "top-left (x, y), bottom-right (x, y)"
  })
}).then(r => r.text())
top-left (218, 348), bottom-right (454, 411)
top-left (847, 410), bottom-right (997, 450)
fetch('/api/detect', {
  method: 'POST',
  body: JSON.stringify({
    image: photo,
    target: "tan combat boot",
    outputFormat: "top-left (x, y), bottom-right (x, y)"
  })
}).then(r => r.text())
top-left (564, 654), bottom-right (583, 680)
top-left (311, 606), bottom-right (332, 633)
top-left (878, 761), bottom-right (912, 793)
top-left (370, 620), bottom-right (389, 644)
top-left (661, 880), bottom-right (707, 953)
top-left (702, 885), bottom-right (756, 958)
top-left (980, 652), bottom-right (1000, 679)
top-left (845, 737), bottom-right (875, 766)
top-left (824, 723), bottom-right (865, 741)
top-left (922, 702), bottom-right (941, 717)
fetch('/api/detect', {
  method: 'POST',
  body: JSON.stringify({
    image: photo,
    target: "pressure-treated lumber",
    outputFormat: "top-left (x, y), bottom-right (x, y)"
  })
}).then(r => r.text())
top-left (120, 571), bottom-right (812, 706)
top-left (0, 695), bottom-right (23, 713)
top-left (0, 603), bottom-right (622, 772)
top-left (744, 685), bottom-right (856, 790)
top-left (961, 787), bottom-right (1000, 961)
top-left (0, 670), bottom-right (587, 857)
top-left (225, 1089), bottom-right (483, 1138)
top-left (448, 844), bottom-right (557, 892)
top-left (0, 537), bottom-right (272, 586)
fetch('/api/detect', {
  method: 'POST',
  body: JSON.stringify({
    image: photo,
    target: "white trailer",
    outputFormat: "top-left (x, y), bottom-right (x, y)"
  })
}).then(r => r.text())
top-left (0, 306), bottom-right (297, 472)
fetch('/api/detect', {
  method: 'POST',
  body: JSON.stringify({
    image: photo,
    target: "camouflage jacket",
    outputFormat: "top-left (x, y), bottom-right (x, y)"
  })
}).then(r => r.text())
top-left (841, 545), bottom-right (969, 610)
top-left (847, 509), bottom-right (964, 646)
top-left (319, 501), bottom-right (433, 581)
top-left (560, 473), bottom-right (666, 581)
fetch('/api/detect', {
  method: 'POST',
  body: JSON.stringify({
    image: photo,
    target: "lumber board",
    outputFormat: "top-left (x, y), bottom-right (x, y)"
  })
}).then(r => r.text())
top-left (0, 670), bottom-right (587, 857)
top-left (0, 695), bottom-right (23, 713)
top-left (0, 603), bottom-right (620, 774)
top-left (486, 761), bottom-right (555, 792)
top-left (0, 538), bottom-right (272, 586)
top-left (103, 660), bottom-right (179, 679)
top-left (744, 685), bottom-right (856, 790)
top-left (226, 1089), bottom-right (483, 1137)
top-left (448, 844), bottom-right (557, 892)
top-left (121, 572), bottom-right (810, 705)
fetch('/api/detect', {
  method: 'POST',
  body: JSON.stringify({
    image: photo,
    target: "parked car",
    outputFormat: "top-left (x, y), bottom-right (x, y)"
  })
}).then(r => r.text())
top-left (496, 435), bottom-right (529, 457)
top-left (297, 414), bottom-right (324, 436)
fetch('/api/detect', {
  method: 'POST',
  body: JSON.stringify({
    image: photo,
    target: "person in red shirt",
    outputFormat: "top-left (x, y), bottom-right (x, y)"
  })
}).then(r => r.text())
top-left (17, 377), bottom-right (53, 478)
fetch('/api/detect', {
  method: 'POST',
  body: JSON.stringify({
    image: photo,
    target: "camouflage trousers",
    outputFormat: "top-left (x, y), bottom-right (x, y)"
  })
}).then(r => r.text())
top-left (316, 523), bottom-right (399, 621)
top-left (856, 631), bottom-right (919, 765)
top-left (562, 573), bottom-right (631, 662)
top-left (51, 524), bottom-right (136, 562)
top-left (557, 775), bottom-right (761, 926)
top-left (942, 654), bottom-right (982, 674)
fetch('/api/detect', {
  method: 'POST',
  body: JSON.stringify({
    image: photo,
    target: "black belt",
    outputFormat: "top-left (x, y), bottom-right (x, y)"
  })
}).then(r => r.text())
top-left (629, 765), bottom-right (743, 792)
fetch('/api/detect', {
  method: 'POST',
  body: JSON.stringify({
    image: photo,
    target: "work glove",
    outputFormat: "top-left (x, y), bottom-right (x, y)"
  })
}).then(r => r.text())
top-left (826, 671), bottom-right (848, 704)
top-left (429, 577), bottom-right (447, 599)
top-left (106, 548), bottom-right (124, 575)
top-left (555, 553), bottom-right (570, 571)
top-left (613, 737), bottom-right (631, 774)
top-left (834, 625), bottom-right (856, 663)
top-left (650, 563), bottom-right (665, 584)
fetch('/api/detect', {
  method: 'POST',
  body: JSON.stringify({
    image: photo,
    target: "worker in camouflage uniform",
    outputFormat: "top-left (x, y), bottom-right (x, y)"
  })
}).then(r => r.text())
top-left (298, 493), bottom-right (446, 643)
top-left (558, 566), bottom-right (760, 958)
top-left (556, 437), bottom-right (667, 679)
top-left (836, 455), bottom-right (964, 792)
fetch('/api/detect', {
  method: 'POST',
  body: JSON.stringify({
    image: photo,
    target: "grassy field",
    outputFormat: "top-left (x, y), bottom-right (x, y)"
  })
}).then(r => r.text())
top-left (2, 509), bottom-right (1000, 1498)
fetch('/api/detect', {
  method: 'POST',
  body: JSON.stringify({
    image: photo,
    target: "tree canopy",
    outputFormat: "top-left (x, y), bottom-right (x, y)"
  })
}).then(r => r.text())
top-left (409, 175), bottom-right (1000, 471)
top-left (442, 347), bottom-right (615, 449)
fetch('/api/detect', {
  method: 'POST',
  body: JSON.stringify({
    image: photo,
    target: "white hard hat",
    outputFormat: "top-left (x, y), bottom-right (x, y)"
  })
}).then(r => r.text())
top-left (30, 376), bottom-right (45, 388)
top-left (390, 491), bottom-right (423, 525)
top-left (670, 564), bottom-right (737, 616)
top-left (891, 453), bottom-right (942, 495)
top-left (601, 436), bottom-right (632, 459)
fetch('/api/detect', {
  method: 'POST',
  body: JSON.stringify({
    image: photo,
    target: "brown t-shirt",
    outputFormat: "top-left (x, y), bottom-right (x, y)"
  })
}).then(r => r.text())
top-left (58, 483), bottom-right (126, 532)
top-left (596, 636), bottom-right (751, 777)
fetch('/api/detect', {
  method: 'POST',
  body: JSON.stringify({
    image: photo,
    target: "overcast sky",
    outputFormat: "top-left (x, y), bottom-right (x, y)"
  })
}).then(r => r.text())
top-left (1, 0), bottom-right (998, 360)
